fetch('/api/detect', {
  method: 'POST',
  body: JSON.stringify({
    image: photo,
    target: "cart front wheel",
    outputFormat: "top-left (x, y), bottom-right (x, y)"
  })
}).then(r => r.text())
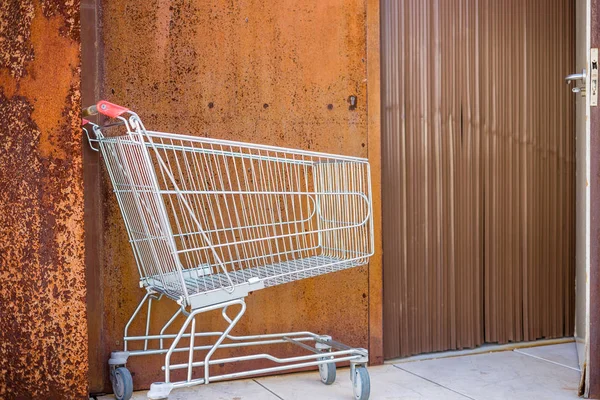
top-left (352, 366), bottom-right (370, 400)
top-left (319, 360), bottom-right (336, 385)
top-left (113, 366), bottom-right (133, 400)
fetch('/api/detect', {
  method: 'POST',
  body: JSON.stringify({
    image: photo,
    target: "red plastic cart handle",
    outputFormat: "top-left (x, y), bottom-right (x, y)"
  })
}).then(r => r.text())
top-left (97, 100), bottom-right (129, 118)
top-left (82, 100), bottom-right (130, 119)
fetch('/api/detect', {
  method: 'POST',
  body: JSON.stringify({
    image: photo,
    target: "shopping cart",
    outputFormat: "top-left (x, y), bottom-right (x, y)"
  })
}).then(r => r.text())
top-left (83, 101), bottom-right (374, 400)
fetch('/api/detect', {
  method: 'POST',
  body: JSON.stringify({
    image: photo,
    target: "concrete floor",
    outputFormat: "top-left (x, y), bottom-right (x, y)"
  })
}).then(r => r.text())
top-left (97, 342), bottom-right (581, 400)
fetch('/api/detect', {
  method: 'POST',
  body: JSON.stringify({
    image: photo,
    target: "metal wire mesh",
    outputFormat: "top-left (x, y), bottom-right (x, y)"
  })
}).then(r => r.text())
top-left (99, 128), bottom-right (373, 304)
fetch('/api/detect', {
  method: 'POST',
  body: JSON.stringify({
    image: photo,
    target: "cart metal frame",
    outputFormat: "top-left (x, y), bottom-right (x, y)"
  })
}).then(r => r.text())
top-left (83, 101), bottom-right (374, 400)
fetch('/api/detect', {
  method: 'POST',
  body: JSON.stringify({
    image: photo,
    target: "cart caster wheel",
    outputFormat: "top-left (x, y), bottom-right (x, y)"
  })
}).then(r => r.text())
top-left (352, 366), bottom-right (370, 400)
top-left (147, 382), bottom-right (174, 400)
top-left (319, 361), bottom-right (336, 385)
top-left (112, 366), bottom-right (133, 400)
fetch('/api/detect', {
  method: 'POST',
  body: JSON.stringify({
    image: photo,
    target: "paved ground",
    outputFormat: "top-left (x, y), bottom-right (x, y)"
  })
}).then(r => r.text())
top-left (98, 342), bottom-right (581, 399)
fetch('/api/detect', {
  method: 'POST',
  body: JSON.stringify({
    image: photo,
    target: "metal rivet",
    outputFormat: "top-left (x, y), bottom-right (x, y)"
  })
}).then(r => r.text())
top-left (348, 95), bottom-right (357, 110)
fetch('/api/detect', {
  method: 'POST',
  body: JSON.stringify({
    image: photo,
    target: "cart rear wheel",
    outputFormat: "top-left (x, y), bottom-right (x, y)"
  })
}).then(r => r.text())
top-left (113, 366), bottom-right (133, 400)
top-left (352, 366), bottom-right (370, 400)
top-left (319, 361), bottom-right (336, 385)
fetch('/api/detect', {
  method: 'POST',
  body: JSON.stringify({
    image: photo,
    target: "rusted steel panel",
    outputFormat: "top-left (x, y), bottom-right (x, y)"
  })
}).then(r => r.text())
top-left (0, 1), bottom-right (88, 399)
top-left (81, 0), bottom-right (105, 393)
top-left (96, 0), bottom-right (371, 391)
top-left (381, 0), bottom-right (575, 359)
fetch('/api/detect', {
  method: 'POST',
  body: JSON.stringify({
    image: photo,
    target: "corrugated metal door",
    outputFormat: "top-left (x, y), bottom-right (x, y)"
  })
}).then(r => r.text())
top-left (382, 0), bottom-right (576, 359)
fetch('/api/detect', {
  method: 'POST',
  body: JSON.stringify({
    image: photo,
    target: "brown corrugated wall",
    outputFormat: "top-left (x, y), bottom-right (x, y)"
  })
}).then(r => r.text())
top-left (382, 0), bottom-right (576, 359)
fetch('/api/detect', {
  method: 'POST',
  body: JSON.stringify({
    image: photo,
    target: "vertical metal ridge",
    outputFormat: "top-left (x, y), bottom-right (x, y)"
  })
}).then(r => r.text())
top-left (382, 0), bottom-right (575, 359)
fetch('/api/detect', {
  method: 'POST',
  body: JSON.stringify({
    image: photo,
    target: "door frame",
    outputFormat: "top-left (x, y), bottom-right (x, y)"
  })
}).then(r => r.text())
top-left (587, 0), bottom-right (600, 396)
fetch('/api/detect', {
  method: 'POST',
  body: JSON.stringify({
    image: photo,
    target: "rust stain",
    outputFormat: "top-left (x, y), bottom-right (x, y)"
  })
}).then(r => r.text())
top-left (17, 2), bottom-right (80, 159)
top-left (39, 0), bottom-right (80, 41)
top-left (0, 0), bottom-right (87, 399)
top-left (0, 1), bottom-right (35, 79)
top-left (95, 0), bottom-right (370, 391)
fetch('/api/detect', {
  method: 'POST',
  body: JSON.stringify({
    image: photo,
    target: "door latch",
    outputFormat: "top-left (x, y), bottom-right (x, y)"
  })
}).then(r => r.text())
top-left (591, 48), bottom-right (598, 106)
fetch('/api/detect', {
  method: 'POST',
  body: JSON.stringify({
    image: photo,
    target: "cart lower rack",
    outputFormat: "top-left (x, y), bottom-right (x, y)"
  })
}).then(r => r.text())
top-left (83, 101), bottom-right (374, 400)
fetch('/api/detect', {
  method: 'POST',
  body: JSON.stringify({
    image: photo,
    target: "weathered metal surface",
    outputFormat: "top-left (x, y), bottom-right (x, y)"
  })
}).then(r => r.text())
top-left (0, 1), bottom-right (88, 399)
top-left (366, 0), bottom-right (383, 366)
top-left (96, 0), bottom-right (371, 391)
top-left (381, 0), bottom-right (575, 359)
top-left (81, 0), bottom-right (105, 393)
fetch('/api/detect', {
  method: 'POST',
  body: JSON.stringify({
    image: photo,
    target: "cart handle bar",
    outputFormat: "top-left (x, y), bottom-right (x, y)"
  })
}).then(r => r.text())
top-left (82, 100), bottom-right (130, 119)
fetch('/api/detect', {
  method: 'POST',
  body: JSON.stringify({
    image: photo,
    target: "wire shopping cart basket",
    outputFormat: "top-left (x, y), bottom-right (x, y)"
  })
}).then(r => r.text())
top-left (83, 101), bottom-right (374, 400)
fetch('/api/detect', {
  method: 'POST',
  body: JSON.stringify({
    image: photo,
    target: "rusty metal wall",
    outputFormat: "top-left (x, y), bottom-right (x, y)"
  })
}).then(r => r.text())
top-left (382, 0), bottom-right (576, 359)
top-left (94, 0), bottom-right (373, 391)
top-left (0, 1), bottom-right (88, 399)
